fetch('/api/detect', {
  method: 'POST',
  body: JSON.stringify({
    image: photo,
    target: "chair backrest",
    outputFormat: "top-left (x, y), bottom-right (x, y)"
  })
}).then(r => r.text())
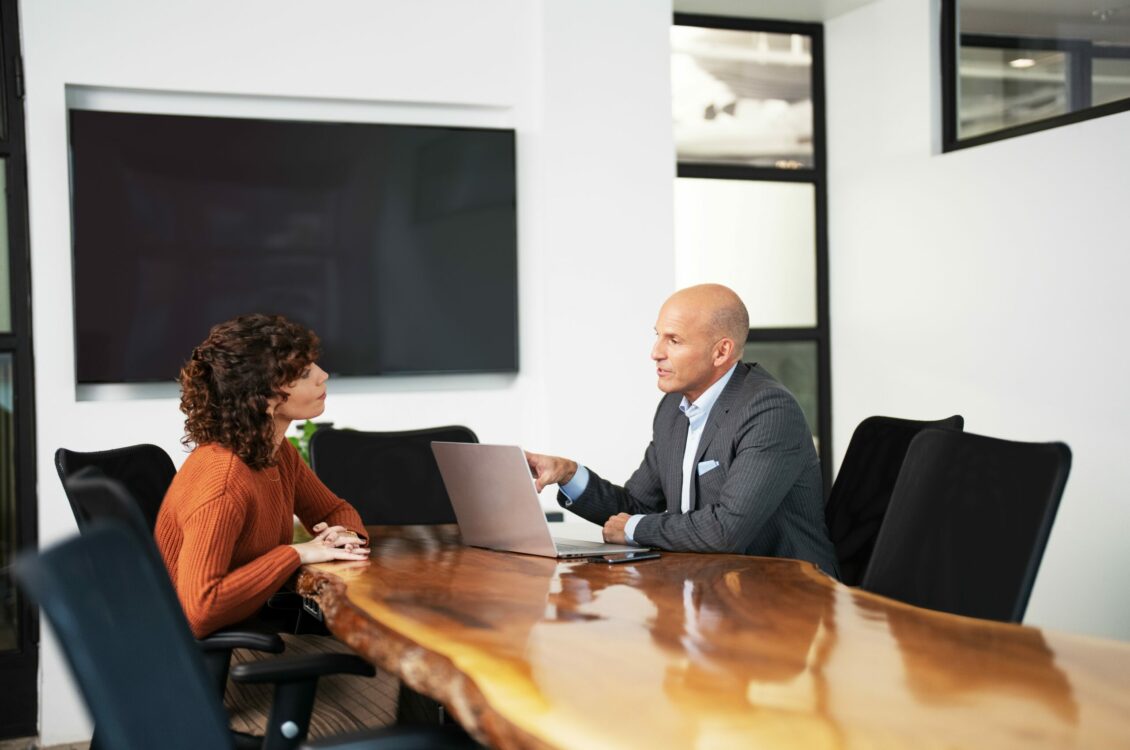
top-left (61, 465), bottom-right (156, 548)
top-left (14, 521), bottom-right (235, 750)
top-left (861, 429), bottom-right (1071, 623)
top-left (825, 415), bottom-right (965, 585)
top-left (55, 444), bottom-right (177, 531)
top-left (309, 425), bottom-right (478, 524)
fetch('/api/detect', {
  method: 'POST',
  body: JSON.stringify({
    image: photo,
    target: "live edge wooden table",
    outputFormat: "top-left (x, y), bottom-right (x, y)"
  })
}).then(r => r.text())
top-left (296, 525), bottom-right (1130, 749)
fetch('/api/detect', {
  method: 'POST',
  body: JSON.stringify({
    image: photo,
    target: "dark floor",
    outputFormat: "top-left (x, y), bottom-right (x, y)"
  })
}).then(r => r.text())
top-left (0, 739), bottom-right (89, 750)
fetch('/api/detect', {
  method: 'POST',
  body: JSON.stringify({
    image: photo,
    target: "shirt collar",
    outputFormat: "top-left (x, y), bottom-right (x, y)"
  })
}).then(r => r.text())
top-left (679, 362), bottom-right (739, 419)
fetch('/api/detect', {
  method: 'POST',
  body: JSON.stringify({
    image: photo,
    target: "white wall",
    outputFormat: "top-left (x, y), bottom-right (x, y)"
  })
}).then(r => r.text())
top-left (826, 0), bottom-right (1130, 641)
top-left (21, 0), bottom-right (674, 742)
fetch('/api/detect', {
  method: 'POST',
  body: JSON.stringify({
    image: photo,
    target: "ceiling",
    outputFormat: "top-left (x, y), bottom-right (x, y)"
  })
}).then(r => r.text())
top-left (962, 0), bottom-right (1130, 44)
top-left (672, 0), bottom-right (877, 23)
top-left (964, 0), bottom-right (1125, 13)
top-left (671, 0), bottom-right (1130, 44)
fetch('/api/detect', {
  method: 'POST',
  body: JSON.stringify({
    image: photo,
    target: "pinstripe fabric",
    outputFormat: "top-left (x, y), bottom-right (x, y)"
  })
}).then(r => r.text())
top-left (560, 363), bottom-right (839, 577)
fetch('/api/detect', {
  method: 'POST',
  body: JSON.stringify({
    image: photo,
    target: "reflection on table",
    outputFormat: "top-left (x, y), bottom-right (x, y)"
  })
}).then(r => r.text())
top-left (297, 525), bottom-right (1130, 749)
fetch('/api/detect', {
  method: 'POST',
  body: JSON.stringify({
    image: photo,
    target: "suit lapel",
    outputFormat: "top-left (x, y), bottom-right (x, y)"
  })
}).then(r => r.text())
top-left (690, 364), bottom-right (749, 509)
top-left (667, 402), bottom-right (687, 514)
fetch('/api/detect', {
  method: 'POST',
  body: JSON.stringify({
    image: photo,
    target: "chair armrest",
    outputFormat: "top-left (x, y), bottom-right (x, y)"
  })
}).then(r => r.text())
top-left (230, 652), bottom-right (375, 684)
top-left (232, 730), bottom-right (264, 750)
top-left (301, 725), bottom-right (479, 749)
top-left (198, 628), bottom-right (285, 654)
top-left (268, 590), bottom-right (303, 609)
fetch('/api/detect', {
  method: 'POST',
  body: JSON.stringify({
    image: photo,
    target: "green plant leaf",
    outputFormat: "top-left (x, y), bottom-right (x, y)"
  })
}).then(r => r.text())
top-left (288, 419), bottom-right (327, 466)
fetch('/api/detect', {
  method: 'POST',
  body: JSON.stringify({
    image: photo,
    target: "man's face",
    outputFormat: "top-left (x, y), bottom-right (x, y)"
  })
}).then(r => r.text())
top-left (650, 298), bottom-right (723, 403)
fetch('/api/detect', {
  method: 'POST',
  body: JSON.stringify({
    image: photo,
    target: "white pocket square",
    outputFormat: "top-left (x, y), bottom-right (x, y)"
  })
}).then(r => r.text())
top-left (697, 460), bottom-right (720, 476)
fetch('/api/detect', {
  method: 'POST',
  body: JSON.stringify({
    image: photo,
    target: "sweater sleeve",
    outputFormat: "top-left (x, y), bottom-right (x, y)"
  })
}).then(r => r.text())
top-left (174, 495), bottom-right (300, 638)
top-left (285, 440), bottom-right (368, 542)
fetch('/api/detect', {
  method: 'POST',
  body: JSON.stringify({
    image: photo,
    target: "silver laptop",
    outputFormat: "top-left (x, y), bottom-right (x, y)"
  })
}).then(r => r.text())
top-left (431, 442), bottom-right (647, 558)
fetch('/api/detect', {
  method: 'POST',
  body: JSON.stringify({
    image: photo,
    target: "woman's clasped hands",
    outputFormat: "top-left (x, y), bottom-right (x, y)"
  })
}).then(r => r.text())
top-left (291, 521), bottom-right (371, 564)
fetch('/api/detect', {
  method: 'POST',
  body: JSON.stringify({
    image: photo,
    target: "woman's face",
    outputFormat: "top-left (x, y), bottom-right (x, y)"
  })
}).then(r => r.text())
top-left (272, 362), bottom-right (329, 422)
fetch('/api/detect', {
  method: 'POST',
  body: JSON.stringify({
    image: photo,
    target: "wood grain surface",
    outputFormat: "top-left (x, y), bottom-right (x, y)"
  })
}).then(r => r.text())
top-left (296, 525), bottom-right (1130, 749)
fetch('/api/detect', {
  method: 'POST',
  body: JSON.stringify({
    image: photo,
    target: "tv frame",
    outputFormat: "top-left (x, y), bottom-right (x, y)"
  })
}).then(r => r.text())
top-left (66, 107), bottom-right (520, 385)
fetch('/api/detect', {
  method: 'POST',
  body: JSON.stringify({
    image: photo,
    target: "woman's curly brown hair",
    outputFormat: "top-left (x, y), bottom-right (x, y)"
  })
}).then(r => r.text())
top-left (179, 314), bottom-right (320, 470)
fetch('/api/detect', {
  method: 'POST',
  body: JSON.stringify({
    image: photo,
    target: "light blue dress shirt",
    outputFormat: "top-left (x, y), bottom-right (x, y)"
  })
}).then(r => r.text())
top-left (559, 363), bottom-right (738, 544)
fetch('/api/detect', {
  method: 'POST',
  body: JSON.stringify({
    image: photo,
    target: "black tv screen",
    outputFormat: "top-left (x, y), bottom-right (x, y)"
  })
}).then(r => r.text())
top-left (69, 110), bottom-right (518, 383)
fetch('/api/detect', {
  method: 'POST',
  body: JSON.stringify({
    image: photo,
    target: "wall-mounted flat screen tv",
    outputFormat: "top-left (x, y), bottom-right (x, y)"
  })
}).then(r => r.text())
top-left (69, 110), bottom-right (518, 384)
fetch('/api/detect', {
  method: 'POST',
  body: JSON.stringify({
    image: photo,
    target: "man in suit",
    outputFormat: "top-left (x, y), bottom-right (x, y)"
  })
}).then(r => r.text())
top-left (527, 284), bottom-right (839, 576)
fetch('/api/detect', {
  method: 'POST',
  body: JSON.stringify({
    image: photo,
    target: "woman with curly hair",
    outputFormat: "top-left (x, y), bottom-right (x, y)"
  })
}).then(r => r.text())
top-left (156, 313), bottom-right (370, 639)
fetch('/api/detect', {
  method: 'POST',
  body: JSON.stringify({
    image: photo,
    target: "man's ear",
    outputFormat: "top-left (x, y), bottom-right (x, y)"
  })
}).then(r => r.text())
top-left (714, 337), bottom-right (735, 366)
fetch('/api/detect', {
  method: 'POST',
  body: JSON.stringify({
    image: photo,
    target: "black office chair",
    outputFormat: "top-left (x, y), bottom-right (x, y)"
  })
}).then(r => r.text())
top-left (309, 426), bottom-right (478, 525)
top-left (824, 415), bottom-right (965, 585)
top-left (308, 425), bottom-right (479, 726)
top-left (55, 446), bottom-right (286, 695)
top-left (861, 429), bottom-right (1071, 623)
top-left (13, 521), bottom-right (477, 750)
top-left (55, 443), bottom-right (175, 530)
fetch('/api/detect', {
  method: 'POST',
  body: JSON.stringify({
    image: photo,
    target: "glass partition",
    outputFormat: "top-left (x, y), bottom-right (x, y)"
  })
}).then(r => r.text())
top-left (672, 26), bottom-right (813, 168)
top-left (1094, 53), bottom-right (1130, 106)
top-left (743, 340), bottom-right (820, 452)
top-left (0, 0), bottom-right (36, 734)
top-left (673, 13), bottom-right (830, 487)
top-left (958, 45), bottom-right (1069, 139)
top-left (945, 0), bottom-right (1130, 149)
top-left (0, 353), bottom-right (15, 652)
top-left (0, 163), bottom-right (9, 333)
top-left (674, 178), bottom-right (816, 328)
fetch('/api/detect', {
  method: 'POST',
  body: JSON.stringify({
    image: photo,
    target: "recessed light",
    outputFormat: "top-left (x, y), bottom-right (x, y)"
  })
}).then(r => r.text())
top-left (1009, 58), bottom-right (1037, 69)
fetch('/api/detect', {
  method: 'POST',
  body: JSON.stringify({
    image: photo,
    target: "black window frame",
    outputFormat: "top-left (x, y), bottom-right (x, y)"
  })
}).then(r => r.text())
top-left (673, 13), bottom-right (832, 492)
top-left (0, 0), bottom-right (38, 739)
top-left (942, 0), bottom-right (1130, 152)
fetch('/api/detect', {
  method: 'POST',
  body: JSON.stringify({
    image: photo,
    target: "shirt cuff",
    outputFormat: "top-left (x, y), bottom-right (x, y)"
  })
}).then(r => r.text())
top-left (558, 465), bottom-right (590, 505)
top-left (624, 514), bottom-right (644, 545)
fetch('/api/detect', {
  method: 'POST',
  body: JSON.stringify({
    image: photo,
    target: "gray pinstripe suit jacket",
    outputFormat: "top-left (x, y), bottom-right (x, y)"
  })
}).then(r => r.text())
top-left (559, 362), bottom-right (839, 577)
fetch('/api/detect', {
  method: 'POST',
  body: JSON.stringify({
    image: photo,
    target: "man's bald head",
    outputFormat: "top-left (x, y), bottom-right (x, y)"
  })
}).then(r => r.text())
top-left (664, 284), bottom-right (749, 361)
top-left (652, 284), bottom-right (749, 401)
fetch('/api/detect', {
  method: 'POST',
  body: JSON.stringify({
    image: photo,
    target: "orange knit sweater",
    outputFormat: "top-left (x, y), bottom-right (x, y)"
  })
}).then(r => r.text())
top-left (156, 440), bottom-right (366, 638)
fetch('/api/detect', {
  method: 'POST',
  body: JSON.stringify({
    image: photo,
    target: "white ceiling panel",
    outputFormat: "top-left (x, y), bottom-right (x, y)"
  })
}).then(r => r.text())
top-left (673, 0), bottom-right (877, 23)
